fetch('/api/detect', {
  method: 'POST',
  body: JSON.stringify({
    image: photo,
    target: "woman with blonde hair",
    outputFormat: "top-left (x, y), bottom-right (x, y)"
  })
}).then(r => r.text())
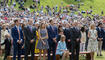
top-left (88, 23), bottom-right (98, 60)
top-left (36, 23), bottom-right (49, 60)
top-left (56, 35), bottom-right (69, 60)
top-left (1, 24), bottom-right (9, 49)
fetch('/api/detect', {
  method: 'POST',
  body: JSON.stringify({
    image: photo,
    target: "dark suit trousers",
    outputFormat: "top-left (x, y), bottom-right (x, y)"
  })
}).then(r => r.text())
top-left (102, 38), bottom-right (105, 50)
top-left (48, 41), bottom-right (56, 60)
top-left (70, 41), bottom-right (80, 60)
top-left (25, 42), bottom-right (35, 60)
top-left (3, 49), bottom-right (11, 60)
top-left (13, 44), bottom-right (22, 60)
top-left (66, 41), bottom-right (72, 52)
top-left (85, 38), bottom-right (89, 51)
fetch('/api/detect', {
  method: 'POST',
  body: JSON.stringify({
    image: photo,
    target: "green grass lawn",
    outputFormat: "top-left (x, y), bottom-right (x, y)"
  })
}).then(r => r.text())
top-left (80, 51), bottom-right (105, 60)
top-left (95, 51), bottom-right (105, 60)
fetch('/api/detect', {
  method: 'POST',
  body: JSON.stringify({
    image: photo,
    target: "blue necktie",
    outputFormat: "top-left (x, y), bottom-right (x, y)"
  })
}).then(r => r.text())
top-left (30, 26), bottom-right (32, 32)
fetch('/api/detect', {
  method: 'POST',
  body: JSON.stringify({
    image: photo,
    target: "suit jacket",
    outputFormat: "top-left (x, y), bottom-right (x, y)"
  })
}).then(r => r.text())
top-left (11, 26), bottom-right (23, 46)
top-left (23, 26), bottom-right (36, 45)
top-left (70, 27), bottom-right (81, 42)
top-left (47, 25), bottom-right (58, 43)
top-left (0, 27), bottom-right (1, 42)
top-left (103, 30), bottom-right (105, 40)
top-left (96, 27), bottom-right (104, 41)
top-left (86, 29), bottom-right (89, 41)
top-left (56, 35), bottom-right (61, 42)
top-left (64, 28), bottom-right (71, 43)
top-left (1, 38), bottom-right (11, 50)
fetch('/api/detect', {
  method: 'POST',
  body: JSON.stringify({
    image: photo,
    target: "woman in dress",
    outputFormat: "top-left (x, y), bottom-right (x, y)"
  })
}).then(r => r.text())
top-left (80, 26), bottom-right (86, 52)
top-left (88, 24), bottom-right (98, 60)
top-left (34, 22), bottom-right (40, 53)
top-left (1, 24), bottom-right (9, 50)
top-left (56, 35), bottom-right (69, 60)
top-left (56, 25), bottom-right (64, 42)
top-left (37, 23), bottom-right (49, 60)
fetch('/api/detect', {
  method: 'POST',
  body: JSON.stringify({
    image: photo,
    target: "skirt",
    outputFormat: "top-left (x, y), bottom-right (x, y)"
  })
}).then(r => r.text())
top-left (36, 39), bottom-right (49, 50)
top-left (87, 39), bottom-right (98, 52)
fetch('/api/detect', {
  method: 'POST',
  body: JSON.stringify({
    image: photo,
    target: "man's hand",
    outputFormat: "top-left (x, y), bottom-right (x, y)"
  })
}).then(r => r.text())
top-left (53, 38), bottom-right (57, 43)
top-left (77, 38), bottom-right (80, 42)
top-left (22, 46), bottom-right (24, 49)
top-left (68, 39), bottom-right (71, 42)
top-left (43, 42), bottom-right (46, 45)
top-left (30, 40), bottom-right (34, 43)
top-left (98, 38), bottom-right (103, 41)
top-left (61, 50), bottom-right (67, 52)
top-left (17, 40), bottom-right (22, 44)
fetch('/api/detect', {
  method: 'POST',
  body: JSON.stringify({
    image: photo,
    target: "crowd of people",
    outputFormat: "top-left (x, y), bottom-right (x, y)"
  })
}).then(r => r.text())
top-left (0, 0), bottom-right (105, 60)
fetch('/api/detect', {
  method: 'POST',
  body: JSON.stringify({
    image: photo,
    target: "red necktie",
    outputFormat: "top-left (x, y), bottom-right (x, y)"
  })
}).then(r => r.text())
top-left (18, 27), bottom-right (21, 40)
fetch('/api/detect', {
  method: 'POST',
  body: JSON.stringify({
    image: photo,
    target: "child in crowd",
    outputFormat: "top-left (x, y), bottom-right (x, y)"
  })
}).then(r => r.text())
top-left (56, 35), bottom-right (69, 60)
top-left (1, 34), bottom-right (12, 60)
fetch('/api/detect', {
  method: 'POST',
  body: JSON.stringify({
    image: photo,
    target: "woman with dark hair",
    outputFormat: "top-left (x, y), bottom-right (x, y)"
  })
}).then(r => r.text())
top-left (56, 29), bottom-right (64, 43)
top-left (58, 25), bottom-right (63, 34)
top-left (21, 23), bottom-right (25, 55)
top-left (80, 26), bottom-right (86, 52)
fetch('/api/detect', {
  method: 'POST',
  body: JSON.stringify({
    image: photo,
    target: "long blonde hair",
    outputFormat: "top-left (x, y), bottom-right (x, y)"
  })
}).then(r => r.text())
top-left (90, 24), bottom-right (96, 30)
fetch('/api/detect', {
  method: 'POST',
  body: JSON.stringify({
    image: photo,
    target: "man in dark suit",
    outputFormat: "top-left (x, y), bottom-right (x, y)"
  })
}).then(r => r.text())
top-left (69, 22), bottom-right (81, 60)
top-left (23, 19), bottom-right (36, 60)
top-left (64, 24), bottom-right (71, 51)
top-left (11, 20), bottom-right (23, 60)
top-left (84, 25), bottom-right (89, 51)
top-left (102, 27), bottom-right (105, 50)
top-left (96, 23), bottom-right (104, 56)
top-left (47, 20), bottom-right (58, 60)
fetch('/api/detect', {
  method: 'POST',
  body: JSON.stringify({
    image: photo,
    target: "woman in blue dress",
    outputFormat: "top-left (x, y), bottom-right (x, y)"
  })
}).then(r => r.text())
top-left (56, 35), bottom-right (69, 60)
top-left (37, 23), bottom-right (49, 60)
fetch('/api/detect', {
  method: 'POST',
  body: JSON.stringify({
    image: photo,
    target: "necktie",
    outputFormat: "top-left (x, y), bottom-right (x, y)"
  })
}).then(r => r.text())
top-left (51, 26), bottom-right (54, 31)
top-left (17, 27), bottom-right (21, 40)
top-left (30, 26), bottom-right (32, 32)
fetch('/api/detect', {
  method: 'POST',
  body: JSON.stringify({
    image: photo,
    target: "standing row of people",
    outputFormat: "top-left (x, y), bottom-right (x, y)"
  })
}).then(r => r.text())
top-left (1, 18), bottom-right (105, 60)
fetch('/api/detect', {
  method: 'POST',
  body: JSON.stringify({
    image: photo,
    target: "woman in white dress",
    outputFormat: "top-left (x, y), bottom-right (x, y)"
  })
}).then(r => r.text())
top-left (1, 24), bottom-right (9, 49)
top-left (80, 27), bottom-right (86, 52)
top-left (88, 24), bottom-right (98, 60)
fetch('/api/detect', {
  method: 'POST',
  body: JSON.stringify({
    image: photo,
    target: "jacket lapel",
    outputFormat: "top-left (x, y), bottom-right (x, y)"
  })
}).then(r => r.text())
top-left (50, 26), bottom-right (55, 33)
